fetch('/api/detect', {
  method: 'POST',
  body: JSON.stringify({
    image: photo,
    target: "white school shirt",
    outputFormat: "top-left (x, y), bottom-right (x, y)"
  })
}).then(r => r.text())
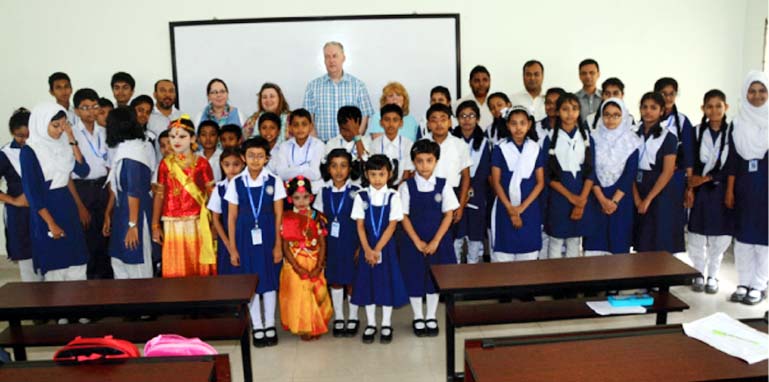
top-left (266, 144), bottom-right (282, 175)
top-left (224, 168), bottom-right (287, 205)
top-left (399, 174), bottom-right (459, 214)
top-left (324, 134), bottom-right (372, 161)
top-left (456, 95), bottom-right (494, 131)
top-left (312, 179), bottom-right (355, 212)
top-left (72, 121), bottom-right (109, 180)
top-left (509, 91), bottom-right (546, 122)
top-left (370, 134), bottom-right (414, 184)
top-left (350, 186), bottom-right (403, 222)
top-left (428, 134), bottom-right (473, 188)
top-left (207, 178), bottom-right (230, 214)
top-left (275, 136), bottom-right (325, 193)
top-left (203, 147), bottom-right (223, 182)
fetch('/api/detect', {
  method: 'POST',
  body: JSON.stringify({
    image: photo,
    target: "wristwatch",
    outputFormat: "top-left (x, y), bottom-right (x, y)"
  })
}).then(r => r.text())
top-left (128, 221), bottom-right (137, 229)
top-left (69, 141), bottom-right (78, 146)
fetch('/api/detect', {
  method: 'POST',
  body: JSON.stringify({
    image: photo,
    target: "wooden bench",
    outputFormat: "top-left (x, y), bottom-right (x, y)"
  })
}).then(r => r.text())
top-left (449, 292), bottom-right (689, 328)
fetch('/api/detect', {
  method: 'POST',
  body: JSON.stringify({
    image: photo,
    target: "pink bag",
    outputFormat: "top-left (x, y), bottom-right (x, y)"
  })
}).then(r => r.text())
top-left (143, 334), bottom-right (218, 357)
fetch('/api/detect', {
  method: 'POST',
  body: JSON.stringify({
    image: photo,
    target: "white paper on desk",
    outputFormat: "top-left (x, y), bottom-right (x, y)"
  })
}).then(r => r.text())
top-left (586, 300), bottom-right (646, 316)
top-left (682, 312), bottom-right (769, 365)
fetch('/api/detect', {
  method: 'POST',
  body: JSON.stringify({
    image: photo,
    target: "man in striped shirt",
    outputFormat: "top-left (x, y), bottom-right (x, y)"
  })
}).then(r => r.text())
top-left (302, 41), bottom-right (374, 142)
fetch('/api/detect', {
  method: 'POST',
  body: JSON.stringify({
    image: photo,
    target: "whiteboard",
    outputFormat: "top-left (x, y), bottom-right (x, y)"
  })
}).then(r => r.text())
top-left (170, 15), bottom-right (460, 124)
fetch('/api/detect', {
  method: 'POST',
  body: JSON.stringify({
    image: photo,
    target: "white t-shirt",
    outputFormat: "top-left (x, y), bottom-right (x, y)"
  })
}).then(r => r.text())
top-left (350, 186), bottom-right (403, 222)
top-left (428, 134), bottom-right (473, 188)
top-left (370, 134), bottom-right (415, 184)
top-left (399, 174), bottom-right (460, 214)
top-left (275, 136), bottom-right (325, 193)
top-left (324, 134), bottom-right (372, 161)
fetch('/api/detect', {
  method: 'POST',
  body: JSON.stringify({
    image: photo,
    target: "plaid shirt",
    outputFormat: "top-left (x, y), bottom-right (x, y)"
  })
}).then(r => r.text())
top-left (302, 72), bottom-right (374, 142)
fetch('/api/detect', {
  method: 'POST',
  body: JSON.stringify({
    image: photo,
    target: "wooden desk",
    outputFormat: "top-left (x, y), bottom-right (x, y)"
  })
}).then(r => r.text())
top-left (431, 252), bottom-right (699, 381)
top-left (0, 275), bottom-right (256, 382)
top-left (464, 320), bottom-right (768, 382)
top-left (0, 354), bottom-right (231, 382)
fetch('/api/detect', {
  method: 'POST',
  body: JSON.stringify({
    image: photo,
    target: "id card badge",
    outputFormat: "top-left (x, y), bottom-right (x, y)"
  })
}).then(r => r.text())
top-left (251, 226), bottom-right (263, 245)
top-left (330, 221), bottom-right (341, 238)
top-left (376, 251), bottom-right (383, 265)
top-left (636, 171), bottom-right (643, 183)
top-left (749, 159), bottom-right (759, 173)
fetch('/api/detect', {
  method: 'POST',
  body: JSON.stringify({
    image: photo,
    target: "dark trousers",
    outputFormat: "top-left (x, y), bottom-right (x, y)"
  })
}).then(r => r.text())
top-left (74, 177), bottom-right (113, 279)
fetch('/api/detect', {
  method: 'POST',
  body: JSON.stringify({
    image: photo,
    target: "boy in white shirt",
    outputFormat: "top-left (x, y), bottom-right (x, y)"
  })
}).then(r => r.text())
top-left (276, 108), bottom-right (325, 193)
top-left (370, 104), bottom-right (414, 188)
top-left (426, 103), bottom-right (471, 224)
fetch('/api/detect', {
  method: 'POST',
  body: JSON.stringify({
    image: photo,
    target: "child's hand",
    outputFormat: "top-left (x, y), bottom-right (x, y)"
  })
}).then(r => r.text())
top-left (424, 240), bottom-right (439, 255)
top-left (12, 194), bottom-right (28, 207)
top-left (573, 194), bottom-right (588, 208)
top-left (689, 175), bottom-right (710, 188)
top-left (77, 205), bottom-right (91, 230)
top-left (293, 264), bottom-right (308, 276)
top-left (724, 190), bottom-right (735, 209)
top-left (48, 222), bottom-right (65, 240)
top-left (452, 208), bottom-right (463, 224)
top-left (415, 239), bottom-right (428, 254)
top-left (603, 201), bottom-right (618, 215)
top-left (124, 225), bottom-right (139, 251)
top-left (364, 249), bottom-right (378, 266)
top-left (511, 215), bottom-right (523, 229)
top-left (684, 188), bottom-right (694, 209)
top-left (152, 224), bottom-right (163, 244)
top-left (570, 206), bottom-right (584, 220)
top-left (505, 204), bottom-right (517, 217)
top-left (273, 246), bottom-right (283, 264)
top-left (309, 266), bottom-right (322, 279)
top-left (229, 250), bottom-right (241, 266)
top-left (638, 198), bottom-right (651, 215)
top-left (102, 215), bottom-right (111, 237)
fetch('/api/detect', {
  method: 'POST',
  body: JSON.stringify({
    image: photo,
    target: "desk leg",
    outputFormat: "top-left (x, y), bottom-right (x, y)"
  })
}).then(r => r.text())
top-left (656, 286), bottom-right (669, 325)
top-left (9, 319), bottom-right (26, 361)
top-left (445, 293), bottom-right (455, 382)
top-left (240, 304), bottom-right (253, 382)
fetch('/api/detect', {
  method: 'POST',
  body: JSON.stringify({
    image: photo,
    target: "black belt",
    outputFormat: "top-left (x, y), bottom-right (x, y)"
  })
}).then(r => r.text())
top-left (74, 176), bottom-right (107, 185)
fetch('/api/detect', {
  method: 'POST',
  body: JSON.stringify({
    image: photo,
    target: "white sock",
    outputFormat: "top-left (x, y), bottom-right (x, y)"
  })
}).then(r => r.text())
top-left (410, 297), bottom-right (424, 320)
top-left (426, 293), bottom-right (439, 320)
top-left (331, 288), bottom-right (345, 320)
top-left (382, 306), bottom-right (393, 327)
top-left (365, 304), bottom-right (376, 327)
top-left (348, 301), bottom-right (359, 321)
top-left (249, 293), bottom-right (263, 330)
top-left (262, 291), bottom-right (277, 328)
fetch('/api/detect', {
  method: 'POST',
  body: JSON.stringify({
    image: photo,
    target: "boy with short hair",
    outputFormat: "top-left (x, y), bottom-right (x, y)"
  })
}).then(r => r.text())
top-left (198, 120), bottom-right (223, 181)
top-left (325, 105), bottom-right (371, 162)
top-left (276, 109), bottom-right (325, 192)
top-left (370, 104), bottom-right (414, 187)
top-left (219, 124), bottom-right (243, 149)
top-left (73, 88), bottom-right (112, 279)
top-left (49, 72), bottom-right (77, 124)
top-left (111, 71), bottom-right (136, 107)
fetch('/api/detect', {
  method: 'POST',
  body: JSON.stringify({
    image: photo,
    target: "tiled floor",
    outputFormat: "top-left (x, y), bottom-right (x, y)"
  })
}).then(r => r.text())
top-left (1, 252), bottom-right (765, 382)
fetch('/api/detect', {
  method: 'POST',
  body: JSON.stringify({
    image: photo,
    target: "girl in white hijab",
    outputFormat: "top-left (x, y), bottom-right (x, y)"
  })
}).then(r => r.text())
top-left (20, 101), bottom-right (90, 281)
top-left (729, 70), bottom-right (769, 305)
top-left (583, 98), bottom-right (641, 256)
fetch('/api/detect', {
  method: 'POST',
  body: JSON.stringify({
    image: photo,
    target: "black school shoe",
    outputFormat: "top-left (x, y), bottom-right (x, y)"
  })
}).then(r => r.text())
top-left (362, 326), bottom-right (377, 344)
top-left (379, 326), bottom-right (393, 344)
top-left (344, 319), bottom-right (360, 337)
top-left (264, 327), bottom-right (279, 347)
top-left (332, 320), bottom-right (345, 337)
top-left (425, 319), bottom-right (439, 337)
top-left (412, 319), bottom-right (426, 337)
top-left (252, 329), bottom-right (266, 348)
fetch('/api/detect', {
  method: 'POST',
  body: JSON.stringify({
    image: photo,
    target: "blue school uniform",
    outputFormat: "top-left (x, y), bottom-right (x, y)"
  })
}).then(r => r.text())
top-left (231, 174), bottom-right (281, 293)
top-left (542, 130), bottom-right (597, 239)
top-left (584, 151), bottom-right (639, 254)
top-left (490, 140), bottom-right (545, 254)
top-left (399, 177), bottom-right (455, 297)
top-left (320, 183), bottom-right (360, 285)
top-left (214, 180), bottom-right (238, 275)
top-left (108, 159), bottom-right (152, 265)
top-left (351, 191), bottom-right (408, 307)
top-left (730, 135), bottom-right (768, 246)
top-left (0, 142), bottom-right (31, 261)
top-left (634, 127), bottom-right (678, 252)
top-left (20, 146), bottom-right (90, 274)
top-left (664, 112), bottom-right (695, 253)
top-left (688, 127), bottom-right (735, 236)
top-left (455, 136), bottom-right (491, 242)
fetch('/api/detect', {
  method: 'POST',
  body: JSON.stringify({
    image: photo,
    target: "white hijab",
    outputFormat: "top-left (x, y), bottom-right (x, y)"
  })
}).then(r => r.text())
top-left (107, 139), bottom-right (156, 198)
top-left (593, 98), bottom-right (641, 186)
top-left (499, 138), bottom-right (540, 205)
top-left (732, 70), bottom-right (769, 160)
top-left (25, 102), bottom-right (75, 189)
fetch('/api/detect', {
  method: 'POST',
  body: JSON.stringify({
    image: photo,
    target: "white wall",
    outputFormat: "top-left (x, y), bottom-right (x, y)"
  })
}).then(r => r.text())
top-left (0, 0), bottom-right (765, 254)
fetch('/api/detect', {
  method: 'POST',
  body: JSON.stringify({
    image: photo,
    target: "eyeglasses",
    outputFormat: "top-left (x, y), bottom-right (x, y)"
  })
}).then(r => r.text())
top-left (602, 113), bottom-right (622, 120)
top-left (208, 90), bottom-right (228, 96)
top-left (78, 105), bottom-right (100, 111)
top-left (459, 113), bottom-right (477, 120)
top-left (246, 153), bottom-right (267, 161)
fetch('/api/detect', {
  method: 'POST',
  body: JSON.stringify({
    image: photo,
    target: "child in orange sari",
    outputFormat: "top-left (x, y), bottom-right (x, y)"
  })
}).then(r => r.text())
top-left (279, 175), bottom-right (333, 340)
top-left (151, 115), bottom-right (216, 277)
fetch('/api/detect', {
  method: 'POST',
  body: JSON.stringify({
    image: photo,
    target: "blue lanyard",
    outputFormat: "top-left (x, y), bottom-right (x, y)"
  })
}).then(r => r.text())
top-left (380, 136), bottom-right (402, 163)
top-left (291, 139), bottom-right (312, 166)
top-left (80, 127), bottom-right (106, 161)
top-left (245, 175), bottom-right (266, 227)
top-left (368, 193), bottom-right (387, 240)
top-left (329, 186), bottom-right (349, 222)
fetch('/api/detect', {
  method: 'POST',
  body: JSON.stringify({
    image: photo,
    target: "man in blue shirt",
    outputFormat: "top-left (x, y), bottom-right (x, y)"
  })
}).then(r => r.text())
top-left (302, 42), bottom-right (375, 142)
